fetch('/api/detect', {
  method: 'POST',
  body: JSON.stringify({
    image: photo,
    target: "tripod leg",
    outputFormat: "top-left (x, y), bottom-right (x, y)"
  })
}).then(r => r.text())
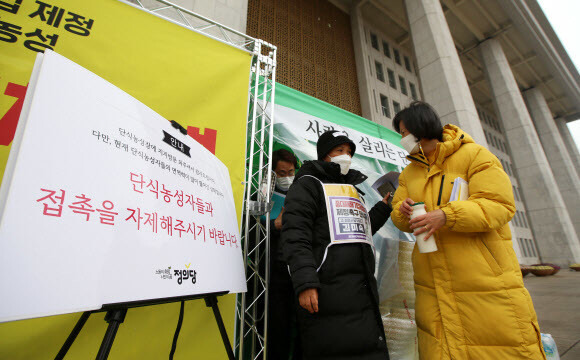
top-left (55, 311), bottom-right (91, 360)
top-left (205, 296), bottom-right (235, 360)
top-left (95, 308), bottom-right (127, 360)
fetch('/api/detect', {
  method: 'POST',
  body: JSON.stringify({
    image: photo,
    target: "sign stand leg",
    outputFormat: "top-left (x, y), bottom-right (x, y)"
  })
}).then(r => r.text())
top-left (95, 308), bottom-right (127, 360)
top-left (205, 296), bottom-right (235, 360)
top-left (55, 311), bottom-right (92, 360)
top-left (54, 292), bottom-right (230, 359)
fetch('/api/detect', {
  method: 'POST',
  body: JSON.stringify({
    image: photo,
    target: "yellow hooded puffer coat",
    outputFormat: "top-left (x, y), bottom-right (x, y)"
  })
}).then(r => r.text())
top-left (391, 125), bottom-right (545, 360)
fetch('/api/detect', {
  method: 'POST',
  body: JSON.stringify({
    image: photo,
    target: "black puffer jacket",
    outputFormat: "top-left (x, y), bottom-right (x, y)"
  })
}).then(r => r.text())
top-left (281, 160), bottom-right (391, 360)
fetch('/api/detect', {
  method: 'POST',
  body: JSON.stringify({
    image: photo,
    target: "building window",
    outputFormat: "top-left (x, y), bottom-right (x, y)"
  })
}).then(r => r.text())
top-left (382, 41), bottom-right (391, 58)
top-left (394, 48), bottom-right (401, 65)
top-left (399, 76), bottom-right (408, 95)
top-left (380, 94), bottom-right (390, 118)
top-left (518, 239), bottom-right (527, 257)
top-left (513, 186), bottom-right (519, 201)
top-left (409, 82), bottom-right (417, 100)
top-left (375, 61), bottom-right (385, 82)
top-left (527, 239), bottom-right (536, 257)
top-left (522, 213), bottom-right (529, 228)
top-left (393, 101), bottom-right (401, 114)
top-left (524, 239), bottom-right (530, 257)
top-left (370, 32), bottom-right (379, 50)
top-left (404, 56), bottom-right (412, 72)
top-left (387, 68), bottom-right (396, 89)
top-left (373, 90), bottom-right (378, 112)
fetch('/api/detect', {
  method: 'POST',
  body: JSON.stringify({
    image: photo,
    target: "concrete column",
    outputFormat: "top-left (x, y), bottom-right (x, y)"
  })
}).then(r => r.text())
top-left (404, 0), bottom-right (487, 146)
top-left (479, 38), bottom-right (580, 265)
top-left (193, 0), bottom-right (248, 33)
top-left (146, 0), bottom-right (248, 33)
top-left (524, 88), bottom-right (580, 238)
top-left (555, 117), bottom-right (580, 175)
top-left (508, 223), bottom-right (524, 260)
top-left (350, 1), bottom-right (374, 122)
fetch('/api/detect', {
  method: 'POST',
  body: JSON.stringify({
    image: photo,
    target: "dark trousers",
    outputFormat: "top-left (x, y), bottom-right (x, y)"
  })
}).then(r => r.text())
top-left (267, 260), bottom-right (302, 360)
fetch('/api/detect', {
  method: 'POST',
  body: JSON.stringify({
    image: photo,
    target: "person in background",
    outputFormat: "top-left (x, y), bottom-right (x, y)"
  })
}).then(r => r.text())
top-left (282, 130), bottom-right (392, 360)
top-left (390, 101), bottom-right (545, 360)
top-left (267, 148), bottom-right (300, 360)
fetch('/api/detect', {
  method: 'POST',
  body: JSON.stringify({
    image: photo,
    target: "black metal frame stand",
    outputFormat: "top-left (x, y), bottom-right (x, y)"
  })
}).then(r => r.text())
top-left (205, 296), bottom-right (235, 360)
top-left (54, 292), bottom-right (234, 360)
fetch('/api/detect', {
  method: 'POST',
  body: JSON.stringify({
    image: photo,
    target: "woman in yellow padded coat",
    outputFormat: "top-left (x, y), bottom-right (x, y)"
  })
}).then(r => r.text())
top-left (390, 102), bottom-right (545, 360)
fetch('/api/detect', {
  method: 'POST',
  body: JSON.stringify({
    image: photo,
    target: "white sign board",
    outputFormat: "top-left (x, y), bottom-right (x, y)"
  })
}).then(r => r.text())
top-left (274, 104), bottom-right (410, 167)
top-left (0, 50), bottom-right (246, 323)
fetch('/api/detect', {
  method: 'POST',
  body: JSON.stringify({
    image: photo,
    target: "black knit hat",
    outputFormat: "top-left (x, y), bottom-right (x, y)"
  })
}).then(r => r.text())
top-left (316, 130), bottom-right (356, 160)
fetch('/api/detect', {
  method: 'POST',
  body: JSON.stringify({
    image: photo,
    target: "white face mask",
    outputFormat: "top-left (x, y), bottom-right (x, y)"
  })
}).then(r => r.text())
top-left (276, 175), bottom-right (294, 191)
top-left (400, 134), bottom-right (420, 154)
top-left (331, 154), bottom-right (352, 175)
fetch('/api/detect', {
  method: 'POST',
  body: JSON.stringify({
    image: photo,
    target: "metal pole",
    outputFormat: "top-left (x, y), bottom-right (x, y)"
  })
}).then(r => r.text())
top-left (239, 40), bottom-right (263, 360)
top-left (95, 308), bottom-right (127, 360)
top-left (205, 296), bottom-right (236, 360)
top-left (55, 311), bottom-right (92, 360)
top-left (259, 42), bottom-right (277, 360)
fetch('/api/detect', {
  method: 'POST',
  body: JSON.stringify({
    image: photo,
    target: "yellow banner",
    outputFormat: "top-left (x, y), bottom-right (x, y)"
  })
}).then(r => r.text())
top-left (0, 0), bottom-right (251, 359)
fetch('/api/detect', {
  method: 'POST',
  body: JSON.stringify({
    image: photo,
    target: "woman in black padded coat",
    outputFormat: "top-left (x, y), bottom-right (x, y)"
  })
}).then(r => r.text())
top-left (281, 130), bottom-right (392, 360)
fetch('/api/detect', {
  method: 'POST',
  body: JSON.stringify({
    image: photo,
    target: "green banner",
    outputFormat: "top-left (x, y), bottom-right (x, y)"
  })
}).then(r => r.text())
top-left (272, 82), bottom-right (414, 293)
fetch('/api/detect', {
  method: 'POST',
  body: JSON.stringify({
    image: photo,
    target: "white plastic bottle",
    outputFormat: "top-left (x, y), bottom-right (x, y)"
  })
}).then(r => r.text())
top-left (410, 202), bottom-right (438, 253)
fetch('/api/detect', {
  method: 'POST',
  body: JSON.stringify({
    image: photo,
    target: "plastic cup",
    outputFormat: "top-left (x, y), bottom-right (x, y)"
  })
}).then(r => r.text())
top-left (410, 202), bottom-right (438, 253)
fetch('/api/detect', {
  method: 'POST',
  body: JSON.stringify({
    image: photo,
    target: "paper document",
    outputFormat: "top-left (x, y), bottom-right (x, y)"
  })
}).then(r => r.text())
top-left (450, 177), bottom-right (469, 201)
